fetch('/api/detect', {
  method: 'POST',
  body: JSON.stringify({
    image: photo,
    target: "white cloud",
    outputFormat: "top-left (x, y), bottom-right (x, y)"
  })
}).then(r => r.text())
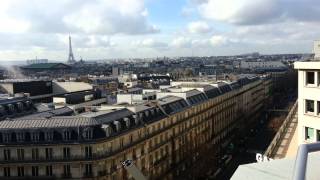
top-left (132, 38), bottom-right (167, 48)
top-left (198, 0), bottom-right (280, 25)
top-left (210, 35), bottom-right (228, 46)
top-left (0, 0), bottom-right (159, 35)
top-left (171, 37), bottom-right (192, 48)
top-left (195, 0), bottom-right (320, 25)
top-left (187, 21), bottom-right (212, 34)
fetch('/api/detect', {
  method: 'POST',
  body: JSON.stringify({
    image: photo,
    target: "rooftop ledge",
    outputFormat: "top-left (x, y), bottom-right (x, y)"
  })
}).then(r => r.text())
top-left (294, 61), bottom-right (320, 70)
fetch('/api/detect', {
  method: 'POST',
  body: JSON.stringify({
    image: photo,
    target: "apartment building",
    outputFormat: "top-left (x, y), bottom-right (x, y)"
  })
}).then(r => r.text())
top-left (0, 75), bottom-right (272, 179)
top-left (295, 61), bottom-right (320, 144)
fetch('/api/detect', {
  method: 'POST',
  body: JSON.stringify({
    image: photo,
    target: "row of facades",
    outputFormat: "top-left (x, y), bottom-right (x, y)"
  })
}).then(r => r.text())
top-left (0, 75), bottom-right (273, 179)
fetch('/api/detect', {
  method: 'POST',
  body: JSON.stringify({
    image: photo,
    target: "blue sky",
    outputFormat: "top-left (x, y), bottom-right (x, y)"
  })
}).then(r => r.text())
top-left (0, 0), bottom-right (319, 61)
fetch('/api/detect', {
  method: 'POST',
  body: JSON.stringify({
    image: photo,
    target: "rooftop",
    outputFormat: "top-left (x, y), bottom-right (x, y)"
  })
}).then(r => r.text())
top-left (231, 152), bottom-right (320, 180)
top-left (294, 61), bottom-right (320, 70)
top-left (20, 107), bottom-right (74, 118)
top-left (0, 79), bottom-right (49, 83)
top-left (0, 116), bottom-right (97, 130)
top-left (22, 63), bottom-right (70, 69)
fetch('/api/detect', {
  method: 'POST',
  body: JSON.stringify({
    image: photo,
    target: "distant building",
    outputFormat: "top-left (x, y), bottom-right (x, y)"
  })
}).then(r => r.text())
top-left (117, 90), bottom-right (156, 104)
top-left (313, 40), bottom-right (320, 59)
top-left (90, 76), bottom-right (119, 97)
top-left (21, 63), bottom-right (71, 78)
top-left (112, 67), bottom-right (123, 76)
top-left (0, 79), bottom-right (52, 97)
top-left (21, 63), bottom-right (71, 72)
top-left (26, 59), bottom-right (48, 65)
top-left (240, 60), bottom-right (287, 71)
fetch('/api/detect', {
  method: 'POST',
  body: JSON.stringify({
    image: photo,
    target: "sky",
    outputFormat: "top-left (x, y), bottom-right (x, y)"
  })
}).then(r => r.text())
top-left (0, 0), bottom-right (319, 61)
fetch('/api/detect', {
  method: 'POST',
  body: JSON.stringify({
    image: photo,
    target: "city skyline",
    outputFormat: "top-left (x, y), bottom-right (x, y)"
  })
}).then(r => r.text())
top-left (0, 0), bottom-right (319, 61)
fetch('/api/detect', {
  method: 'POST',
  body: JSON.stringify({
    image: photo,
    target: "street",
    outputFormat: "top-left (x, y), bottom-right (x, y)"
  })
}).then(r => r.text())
top-left (214, 92), bottom-right (297, 180)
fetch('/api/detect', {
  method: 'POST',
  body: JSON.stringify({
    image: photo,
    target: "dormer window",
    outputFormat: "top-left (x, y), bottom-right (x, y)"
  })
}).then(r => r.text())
top-left (114, 121), bottom-right (121, 132)
top-left (16, 132), bottom-right (25, 142)
top-left (132, 115), bottom-right (139, 125)
top-left (3, 133), bottom-right (11, 143)
top-left (150, 109), bottom-right (155, 116)
top-left (139, 113), bottom-right (143, 119)
top-left (63, 130), bottom-right (71, 141)
top-left (145, 111), bottom-right (149, 117)
top-left (83, 128), bottom-right (93, 140)
top-left (16, 102), bottom-right (24, 111)
top-left (124, 118), bottom-right (130, 128)
top-left (7, 104), bottom-right (15, 113)
top-left (102, 124), bottom-right (112, 137)
top-left (31, 132), bottom-right (40, 142)
top-left (45, 131), bottom-right (53, 141)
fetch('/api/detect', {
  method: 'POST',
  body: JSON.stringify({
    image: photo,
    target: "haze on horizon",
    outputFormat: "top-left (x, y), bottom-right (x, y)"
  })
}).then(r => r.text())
top-left (0, 0), bottom-right (318, 61)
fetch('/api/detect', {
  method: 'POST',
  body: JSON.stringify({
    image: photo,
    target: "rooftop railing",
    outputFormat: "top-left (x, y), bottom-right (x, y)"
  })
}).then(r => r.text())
top-left (264, 100), bottom-right (297, 158)
top-left (292, 142), bottom-right (320, 180)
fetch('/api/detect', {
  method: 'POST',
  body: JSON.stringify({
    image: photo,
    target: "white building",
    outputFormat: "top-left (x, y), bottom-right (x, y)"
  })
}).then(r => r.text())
top-left (313, 40), bottom-right (320, 59)
top-left (240, 61), bottom-right (287, 69)
top-left (295, 60), bottom-right (320, 144)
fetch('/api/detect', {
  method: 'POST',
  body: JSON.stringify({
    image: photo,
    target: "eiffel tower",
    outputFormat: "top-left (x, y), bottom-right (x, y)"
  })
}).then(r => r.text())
top-left (67, 35), bottom-right (76, 64)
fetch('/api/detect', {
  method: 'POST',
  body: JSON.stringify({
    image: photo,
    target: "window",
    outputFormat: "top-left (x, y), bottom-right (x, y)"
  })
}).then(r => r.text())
top-left (4, 149), bottom-right (11, 160)
top-left (85, 146), bottom-right (92, 159)
top-left (306, 71), bottom-right (315, 85)
top-left (4, 167), bottom-right (10, 177)
top-left (84, 129), bottom-right (93, 140)
top-left (133, 148), bottom-right (137, 159)
top-left (17, 149), bottom-right (24, 160)
top-left (32, 148), bottom-right (39, 160)
top-left (45, 131), bottom-right (53, 141)
top-left (46, 148), bottom-right (53, 160)
top-left (32, 166), bottom-right (39, 176)
top-left (63, 147), bottom-right (70, 159)
top-left (17, 167), bottom-right (24, 177)
top-left (63, 165), bottom-right (71, 177)
top-left (31, 132), bottom-right (40, 142)
top-left (119, 138), bottom-right (124, 148)
top-left (317, 130), bottom-right (320, 142)
top-left (3, 133), bottom-right (11, 142)
top-left (63, 130), bottom-right (71, 141)
top-left (16, 132), bottom-right (25, 142)
top-left (305, 127), bottom-right (314, 141)
top-left (46, 166), bottom-right (53, 176)
top-left (85, 164), bottom-right (93, 176)
top-left (129, 135), bottom-right (133, 143)
top-left (306, 100), bottom-right (315, 113)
